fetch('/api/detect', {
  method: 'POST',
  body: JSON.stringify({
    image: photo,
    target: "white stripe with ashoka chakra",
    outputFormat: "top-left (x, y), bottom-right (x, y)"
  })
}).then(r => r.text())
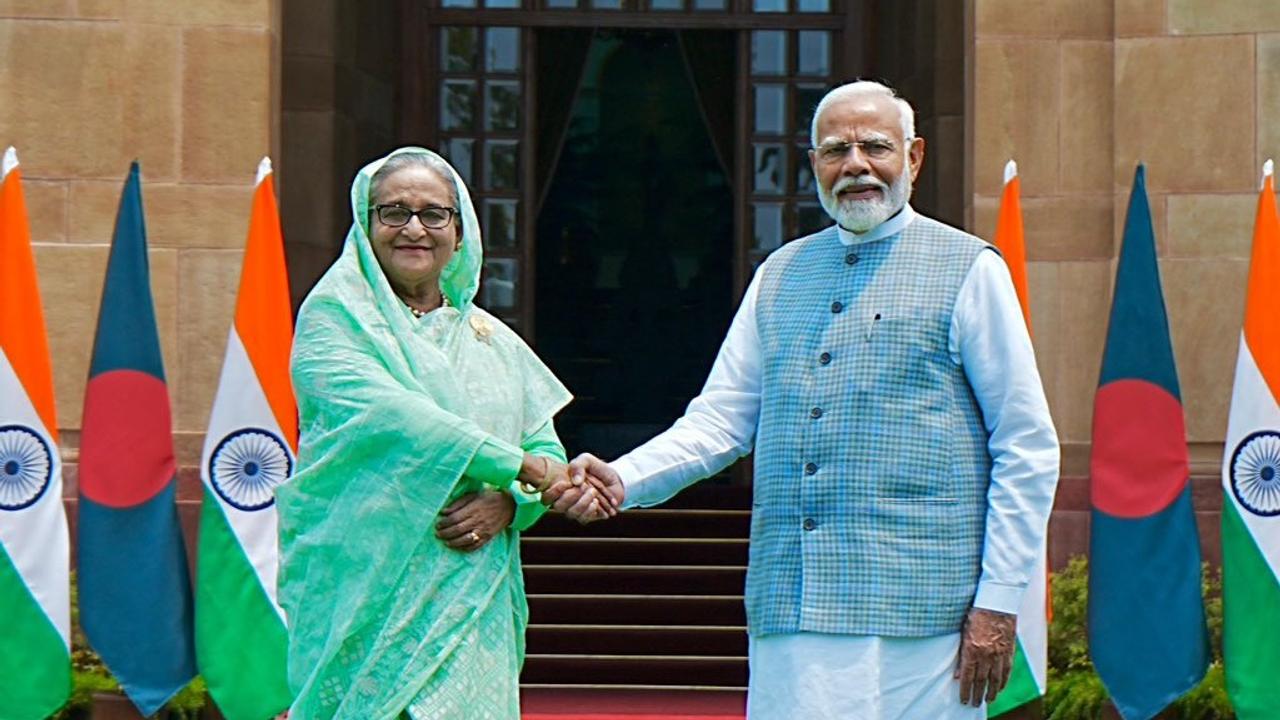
top-left (0, 348), bottom-right (69, 646)
top-left (1223, 335), bottom-right (1280, 581)
top-left (200, 329), bottom-right (290, 617)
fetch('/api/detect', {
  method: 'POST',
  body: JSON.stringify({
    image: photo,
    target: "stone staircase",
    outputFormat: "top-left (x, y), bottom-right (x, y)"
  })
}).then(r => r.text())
top-left (519, 483), bottom-right (752, 695)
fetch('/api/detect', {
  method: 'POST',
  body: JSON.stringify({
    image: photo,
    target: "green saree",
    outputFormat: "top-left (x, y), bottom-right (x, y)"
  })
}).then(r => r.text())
top-left (277, 148), bottom-right (571, 720)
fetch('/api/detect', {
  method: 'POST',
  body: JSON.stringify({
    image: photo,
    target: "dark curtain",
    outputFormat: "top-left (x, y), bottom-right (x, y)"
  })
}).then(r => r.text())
top-left (535, 28), bottom-right (593, 215)
top-left (678, 30), bottom-right (737, 187)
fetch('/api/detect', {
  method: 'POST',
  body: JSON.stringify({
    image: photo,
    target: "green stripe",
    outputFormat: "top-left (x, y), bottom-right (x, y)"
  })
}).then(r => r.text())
top-left (1222, 501), bottom-right (1280, 720)
top-left (0, 545), bottom-right (69, 720)
top-left (195, 493), bottom-right (292, 720)
top-left (987, 640), bottom-right (1040, 717)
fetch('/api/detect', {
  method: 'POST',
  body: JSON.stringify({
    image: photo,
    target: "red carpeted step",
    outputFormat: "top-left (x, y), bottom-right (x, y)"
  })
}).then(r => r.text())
top-left (524, 565), bottom-right (746, 595)
top-left (526, 624), bottom-right (747, 657)
top-left (520, 687), bottom-right (746, 717)
top-left (521, 654), bottom-right (748, 687)
top-left (528, 594), bottom-right (745, 626)
top-left (521, 537), bottom-right (748, 566)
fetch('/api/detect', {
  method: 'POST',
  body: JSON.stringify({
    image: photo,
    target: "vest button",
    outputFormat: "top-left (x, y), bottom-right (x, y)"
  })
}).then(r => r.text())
top-left (803, 518), bottom-right (816, 531)
top-left (845, 252), bottom-right (859, 265)
top-left (819, 352), bottom-right (832, 365)
top-left (810, 407), bottom-right (823, 419)
top-left (831, 301), bottom-right (844, 314)
top-left (804, 462), bottom-right (818, 475)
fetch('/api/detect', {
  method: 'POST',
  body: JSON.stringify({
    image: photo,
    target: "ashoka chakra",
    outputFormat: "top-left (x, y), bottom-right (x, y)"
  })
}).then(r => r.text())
top-left (209, 428), bottom-right (293, 511)
top-left (1230, 430), bottom-right (1280, 517)
top-left (0, 425), bottom-right (54, 511)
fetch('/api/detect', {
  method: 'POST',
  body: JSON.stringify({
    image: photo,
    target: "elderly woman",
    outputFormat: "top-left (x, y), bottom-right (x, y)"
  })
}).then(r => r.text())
top-left (276, 147), bottom-right (606, 720)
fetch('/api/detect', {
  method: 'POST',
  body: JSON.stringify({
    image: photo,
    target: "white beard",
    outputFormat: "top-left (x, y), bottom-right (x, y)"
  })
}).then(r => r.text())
top-left (817, 163), bottom-right (912, 233)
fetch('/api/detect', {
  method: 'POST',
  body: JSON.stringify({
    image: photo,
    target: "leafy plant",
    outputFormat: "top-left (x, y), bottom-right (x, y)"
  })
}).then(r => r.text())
top-left (1047, 556), bottom-right (1092, 674)
top-left (1045, 669), bottom-right (1107, 720)
top-left (1043, 557), bottom-right (1234, 720)
top-left (54, 572), bottom-right (209, 719)
top-left (166, 677), bottom-right (209, 720)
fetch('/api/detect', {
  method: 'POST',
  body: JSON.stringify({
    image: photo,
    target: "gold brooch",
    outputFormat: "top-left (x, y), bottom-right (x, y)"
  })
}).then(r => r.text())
top-left (469, 314), bottom-right (493, 344)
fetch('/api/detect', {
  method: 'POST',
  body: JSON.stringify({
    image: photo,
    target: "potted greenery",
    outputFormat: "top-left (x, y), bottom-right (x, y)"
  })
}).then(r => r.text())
top-left (53, 574), bottom-right (213, 719)
top-left (1044, 557), bottom-right (1233, 720)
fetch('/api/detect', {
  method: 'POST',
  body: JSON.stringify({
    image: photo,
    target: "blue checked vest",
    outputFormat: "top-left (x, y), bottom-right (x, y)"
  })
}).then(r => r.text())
top-left (748, 215), bottom-right (995, 638)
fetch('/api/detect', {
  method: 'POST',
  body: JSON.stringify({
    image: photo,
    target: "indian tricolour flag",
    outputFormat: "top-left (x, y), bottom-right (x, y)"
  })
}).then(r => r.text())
top-left (0, 147), bottom-right (71, 719)
top-left (988, 160), bottom-right (1048, 717)
top-left (195, 157), bottom-right (295, 720)
top-left (1222, 159), bottom-right (1280, 720)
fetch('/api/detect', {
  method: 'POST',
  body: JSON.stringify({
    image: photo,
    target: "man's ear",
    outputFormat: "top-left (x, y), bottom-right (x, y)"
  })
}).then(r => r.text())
top-left (908, 137), bottom-right (925, 182)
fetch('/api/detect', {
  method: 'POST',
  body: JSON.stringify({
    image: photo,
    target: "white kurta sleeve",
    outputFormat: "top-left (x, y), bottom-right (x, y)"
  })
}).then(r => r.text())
top-left (611, 272), bottom-right (765, 508)
top-left (949, 251), bottom-right (1060, 614)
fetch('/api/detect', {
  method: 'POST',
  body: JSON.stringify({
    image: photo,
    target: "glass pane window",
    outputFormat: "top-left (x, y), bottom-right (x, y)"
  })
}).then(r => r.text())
top-left (693, 0), bottom-right (727, 8)
top-left (797, 0), bottom-right (830, 10)
top-left (797, 31), bottom-right (830, 76)
top-left (753, 144), bottom-right (785, 195)
top-left (753, 203), bottom-right (784, 251)
top-left (442, 27), bottom-right (478, 72)
top-left (485, 80), bottom-right (521, 131)
top-left (545, 0), bottom-right (578, 5)
top-left (754, 84), bottom-right (785, 135)
top-left (650, 0), bottom-right (684, 8)
top-left (442, 0), bottom-right (478, 6)
top-left (481, 258), bottom-right (519, 309)
top-left (751, 31), bottom-right (787, 76)
top-left (486, 27), bottom-right (521, 72)
top-left (591, 0), bottom-right (624, 7)
top-left (753, 0), bottom-right (786, 11)
top-left (485, 140), bottom-right (520, 191)
top-left (441, 80), bottom-right (478, 132)
top-left (793, 84), bottom-right (825, 139)
top-left (796, 202), bottom-right (829, 236)
top-left (443, 138), bottom-right (476, 186)
top-left (484, 199), bottom-right (518, 248)
top-left (485, 0), bottom-right (521, 6)
top-left (795, 144), bottom-right (815, 194)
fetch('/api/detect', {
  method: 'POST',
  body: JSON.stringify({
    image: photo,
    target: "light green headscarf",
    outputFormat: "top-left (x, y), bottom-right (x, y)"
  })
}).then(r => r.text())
top-left (276, 147), bottom-right (570, 720)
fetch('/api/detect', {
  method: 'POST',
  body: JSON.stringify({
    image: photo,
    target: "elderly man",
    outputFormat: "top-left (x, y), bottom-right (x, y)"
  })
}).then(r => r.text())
top-left (555, 80), bottom-right (1059, 719)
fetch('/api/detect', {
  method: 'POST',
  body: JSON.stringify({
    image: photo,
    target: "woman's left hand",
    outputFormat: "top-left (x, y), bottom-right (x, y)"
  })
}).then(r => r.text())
top-left (436, 489), bottom-right (516, 552)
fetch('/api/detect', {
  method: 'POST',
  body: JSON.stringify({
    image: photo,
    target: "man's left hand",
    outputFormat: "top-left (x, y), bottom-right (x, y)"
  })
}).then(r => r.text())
top-left (435, 489), bottom-right (515, 551)
top-left (955, 607), bottom-right (1017, 707)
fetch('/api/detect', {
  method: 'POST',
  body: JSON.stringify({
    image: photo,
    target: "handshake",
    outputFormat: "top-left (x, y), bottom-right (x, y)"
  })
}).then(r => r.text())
top-left (518, 453), bottom-right (624, 524)
top-left (435, 452), bottom-right (622, 551)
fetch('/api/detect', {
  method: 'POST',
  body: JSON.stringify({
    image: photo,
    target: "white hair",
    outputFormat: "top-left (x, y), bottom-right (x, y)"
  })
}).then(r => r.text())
top-left (809, 81), bottom-right (916, 147)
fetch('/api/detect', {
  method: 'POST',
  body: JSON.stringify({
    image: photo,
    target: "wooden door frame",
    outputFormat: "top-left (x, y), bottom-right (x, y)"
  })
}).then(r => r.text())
top-left (398, 1), bottom-right (872, 338)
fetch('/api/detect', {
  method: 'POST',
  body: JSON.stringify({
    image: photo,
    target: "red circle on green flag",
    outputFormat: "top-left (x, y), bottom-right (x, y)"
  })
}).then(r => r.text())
top-left (79, 369), bottom-right (176, 507)
top-left (1089, 379), bottom-right (1189, 518)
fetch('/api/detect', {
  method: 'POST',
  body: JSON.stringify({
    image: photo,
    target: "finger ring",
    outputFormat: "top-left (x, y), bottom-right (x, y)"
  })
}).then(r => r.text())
top-left (467, 531), bottom-right (481, 544)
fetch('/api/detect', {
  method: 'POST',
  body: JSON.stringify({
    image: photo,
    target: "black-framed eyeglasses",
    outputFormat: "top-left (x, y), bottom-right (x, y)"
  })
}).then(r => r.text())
top-left (373, 204), bottom-right (457, 229)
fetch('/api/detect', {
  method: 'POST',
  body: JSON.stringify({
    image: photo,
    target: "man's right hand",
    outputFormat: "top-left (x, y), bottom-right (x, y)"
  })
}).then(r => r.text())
top-left (548, 453), bottom-right (625, 523)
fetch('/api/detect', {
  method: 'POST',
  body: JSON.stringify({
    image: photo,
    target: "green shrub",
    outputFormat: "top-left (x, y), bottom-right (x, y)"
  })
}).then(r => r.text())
top-left (53, 573), bottom-right (209, 719)
top-left (1043, 557), bottom-right (1234, 720)
top-left (1047, 556), bottom-right (1091, 675)
top-left (1045, 669), bottom-right (1107, 720)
